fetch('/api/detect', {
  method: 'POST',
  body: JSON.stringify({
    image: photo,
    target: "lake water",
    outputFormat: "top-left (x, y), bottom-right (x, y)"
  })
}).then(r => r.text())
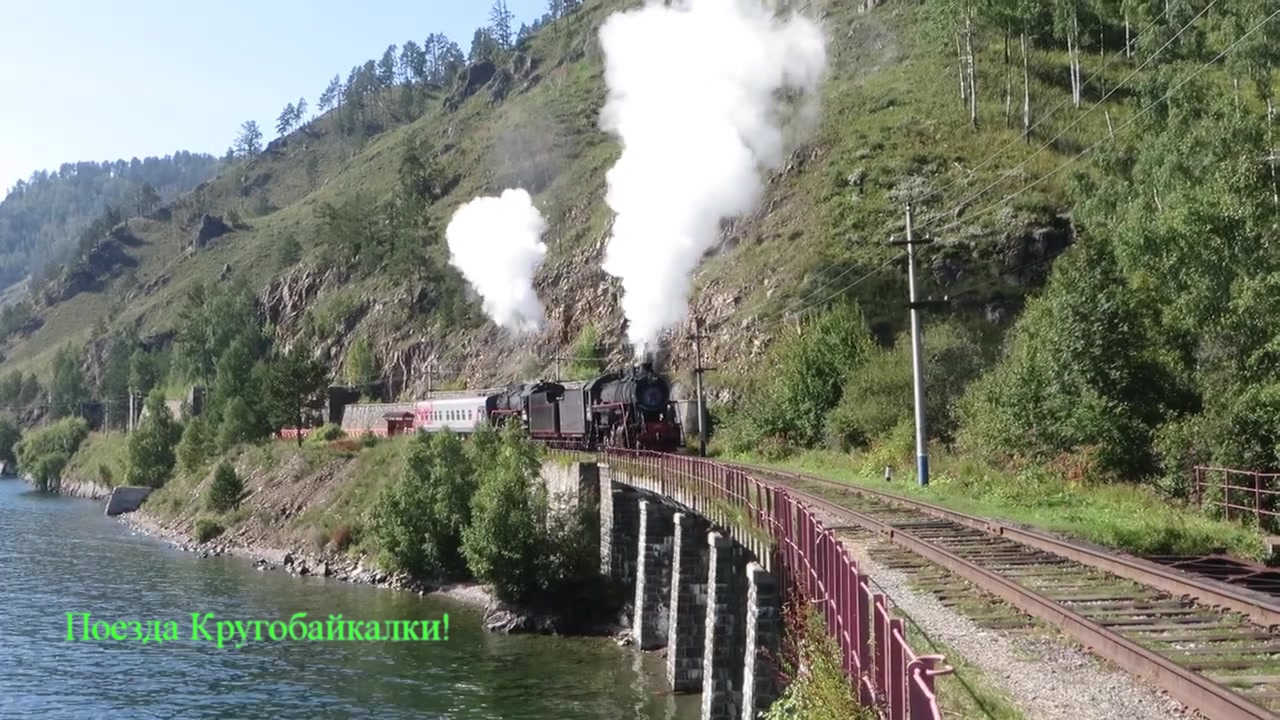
top-left (0, 478), bottom-right (700, 719)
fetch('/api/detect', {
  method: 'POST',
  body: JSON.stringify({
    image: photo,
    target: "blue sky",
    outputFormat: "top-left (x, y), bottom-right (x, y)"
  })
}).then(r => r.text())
top-left (0, 0), bottom-right (548, 197)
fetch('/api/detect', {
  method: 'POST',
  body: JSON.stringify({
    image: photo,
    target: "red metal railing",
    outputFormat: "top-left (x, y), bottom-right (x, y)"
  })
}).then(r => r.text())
top-left (1193, 466), bottom-right (1280, 530)
top-left (605, 449), bottom-right (950, 719)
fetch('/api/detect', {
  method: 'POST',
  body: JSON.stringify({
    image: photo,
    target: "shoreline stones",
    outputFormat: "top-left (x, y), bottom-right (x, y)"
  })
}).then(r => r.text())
top-left (114, 511), bottom-right (628, 640)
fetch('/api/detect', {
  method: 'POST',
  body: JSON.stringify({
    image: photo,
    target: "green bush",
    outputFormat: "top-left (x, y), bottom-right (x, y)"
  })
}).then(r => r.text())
top-left (207, 461), bottom-right (244, 512)
top-left (0, 414), bottom-right (20, 466)
top-left (461, 425), bottom-right (547, 603)
top-left (824, 346), bottom-right (910, 452)
top-left (371, 430), bottom-right (477, 579)
top-left (17, 416), bottom-right (90, 490)
top-left (30, 452), bottom-right (70, 492)
top-left (366, 424), bottom-right (601, 606)
top-left (764, 599), bottom-right (872, 720)
top-left (195, 518), bottom-right (225, 543)
top-left (306, 423), bottom-right (346, 444)
top-left (956, 238), bottom-right (1184, 477)
top-left (176, 415), bottom-right (216, 475)
top-left (826, 321), bottom-right (983, 452)
top-left (726, 305), bottom-right (873, 454)
top-left (331, 524), bottom-right (356, 552)
top-left (565, 324), bottom-right (604, 380)
top-left (218, 396), bottom-right (266, 451)
top-left (126, 390), bottom-right (183, 489)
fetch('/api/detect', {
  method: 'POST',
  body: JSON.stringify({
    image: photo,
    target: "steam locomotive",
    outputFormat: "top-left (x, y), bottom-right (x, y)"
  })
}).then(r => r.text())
top-left (407, 363), bottom-right (683, 452)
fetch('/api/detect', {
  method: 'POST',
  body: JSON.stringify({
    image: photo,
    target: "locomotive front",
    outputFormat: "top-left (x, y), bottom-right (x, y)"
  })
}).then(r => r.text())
top-left (586, 363), bottom-right (681, 451)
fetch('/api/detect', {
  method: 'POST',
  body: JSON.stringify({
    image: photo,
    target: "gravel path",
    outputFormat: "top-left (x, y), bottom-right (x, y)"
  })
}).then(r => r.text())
top-left (839, 535), bottom-right (1197, 720)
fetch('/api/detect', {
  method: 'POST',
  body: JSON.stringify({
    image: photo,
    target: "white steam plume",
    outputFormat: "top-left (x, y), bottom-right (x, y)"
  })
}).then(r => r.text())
top-left (446, 188), bottom-right (548, 332)
top-left (598, 0), bottom-right (827, 353)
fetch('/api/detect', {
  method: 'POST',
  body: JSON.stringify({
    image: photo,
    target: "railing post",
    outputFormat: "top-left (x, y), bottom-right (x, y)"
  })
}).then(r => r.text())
top-left (1256, 471), bottom-right (1263, 526)
top-left (889, 619), bottom-right (906, 720)
top-left (1224, 470), bottom-right (1231, 522)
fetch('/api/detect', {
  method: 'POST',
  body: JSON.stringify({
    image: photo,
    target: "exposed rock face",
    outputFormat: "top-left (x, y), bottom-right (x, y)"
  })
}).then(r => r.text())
top-left (259, 265), bottom-right (349, 335)
top-left (41, 226), bottom-right (139, 304)
top-left (194, 214), bottom-right (232, 248)
top-left (444, 61), bottom-right (497, 112)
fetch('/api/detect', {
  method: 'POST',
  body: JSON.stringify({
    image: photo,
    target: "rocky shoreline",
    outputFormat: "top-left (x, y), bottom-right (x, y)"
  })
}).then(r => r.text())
top-left (116, 509), bottom-right (632, 640)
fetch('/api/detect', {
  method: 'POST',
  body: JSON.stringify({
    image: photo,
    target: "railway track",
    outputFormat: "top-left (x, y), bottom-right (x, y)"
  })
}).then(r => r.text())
top-left (720, 460), bottom-right (1280, 720)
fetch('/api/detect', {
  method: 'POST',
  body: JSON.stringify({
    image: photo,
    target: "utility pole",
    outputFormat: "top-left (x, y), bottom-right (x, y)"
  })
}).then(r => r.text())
top-left (128, 390), bottom-right (134, 434)
top-left (692, 317), bottom-right (714, 457)
top-left (889, 203), bottom-right (946, 487)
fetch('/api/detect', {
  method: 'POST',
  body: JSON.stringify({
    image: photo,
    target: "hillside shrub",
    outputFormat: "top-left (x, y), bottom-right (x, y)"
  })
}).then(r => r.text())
top-left (825, 321), bottom-right (983, 452)
top-left (725, 305), bottom-right (873, 454)
top-left (764, 592), bottom-right (871, 720)
top-left (17, 416), bottom-right (90, 490)
top-left (331, 525), bottom-right (356, 552)
top-left (176, 414), bottom-right (216, 475)
top-left (207, 461), bottom-right (244, 512)
top-left (30, 452), bottom-right (70, 492)
top-left (565, 324), bottom-right (604, 380)
top-left (0, 414), bottom-right (20, 466)
top-left (371, 430), bottom-right (477, 579)
top-left (364, 423), bottom-right (602, 605)
top-left (126, 390), bottom-right (182, 489)
top-left (306, 423), bottom-right (346, 444)
top-left (218, 396), bottom-right (266, 451)
top-left (461, 426), bottom-right (547, 603)
top-left (956, 238), bottom-right (1184, 477)
top-left (195, 518), bottom-right (224, 543)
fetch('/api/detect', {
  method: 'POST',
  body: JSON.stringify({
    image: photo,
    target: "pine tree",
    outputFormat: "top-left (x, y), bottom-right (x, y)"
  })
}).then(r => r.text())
top-left (235, 121), bottom-right (263, 157)
top-left (276, 103), bottom-right (297, 136)
top-left (378, 45), bottom-right (398, 87)
top-left (207, 461), bottom-right (244, 512)
top-left (489, 0), bottom-right (514, 50)
top-left (126, 390), bottom-right (182, 489)
top-left (294, 97), bottom-right (308, 124)
top-left (319, 75), bottom-right (341, 111)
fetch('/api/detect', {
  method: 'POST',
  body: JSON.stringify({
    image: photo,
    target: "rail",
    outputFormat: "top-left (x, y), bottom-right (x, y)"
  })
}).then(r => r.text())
top-left (1194, 466), bottom-right (1280, 531)
top-left (604, 449), bottom-right (950, 720)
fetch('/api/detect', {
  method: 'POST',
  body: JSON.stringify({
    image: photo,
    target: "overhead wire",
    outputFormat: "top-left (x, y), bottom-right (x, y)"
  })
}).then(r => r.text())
top-left (925, 5), bottom-right (1280, 241)
top-left (920, 0), bottom-right (1221, 229)
top-left (727, 4), bottom-right (1210, 332)
top-left (914, 6), bottom-right (1174, 210)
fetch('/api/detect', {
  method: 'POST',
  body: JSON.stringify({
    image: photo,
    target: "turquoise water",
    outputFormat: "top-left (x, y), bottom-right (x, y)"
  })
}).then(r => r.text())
top-left (0, 479), bottom-right (700, 719)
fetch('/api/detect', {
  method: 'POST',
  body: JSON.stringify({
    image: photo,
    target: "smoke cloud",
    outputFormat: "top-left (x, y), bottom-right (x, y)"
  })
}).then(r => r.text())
top-left (598, 0), bottom-right (827, 353)
top-left (446, 188), bottom-right (548, 332)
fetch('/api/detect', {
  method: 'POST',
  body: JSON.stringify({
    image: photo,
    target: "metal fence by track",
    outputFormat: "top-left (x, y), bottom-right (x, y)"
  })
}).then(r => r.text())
top-left (604, 449), bottom-right (950, 720)
top-left (1193, 465), bottom-right (1280, 531)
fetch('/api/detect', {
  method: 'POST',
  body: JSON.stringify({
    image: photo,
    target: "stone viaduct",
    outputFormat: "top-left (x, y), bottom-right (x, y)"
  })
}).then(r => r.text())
top-left (543, 458), bottom-right (782, 720)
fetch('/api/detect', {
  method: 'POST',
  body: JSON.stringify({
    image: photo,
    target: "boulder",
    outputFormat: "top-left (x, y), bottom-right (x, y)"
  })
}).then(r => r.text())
top-left (194, 214), bottom-right (232, 248)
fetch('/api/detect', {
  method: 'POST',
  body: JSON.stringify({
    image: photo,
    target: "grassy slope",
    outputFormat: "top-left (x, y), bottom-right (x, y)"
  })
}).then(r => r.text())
top-left (63, 432), bottom-right (129, 488)
top-left (726, 443), bottom-right (1269, 561)
top-left (143, 436), bottom-right (412, 555)
top-left (0, 0), bottom-right (1112, 384)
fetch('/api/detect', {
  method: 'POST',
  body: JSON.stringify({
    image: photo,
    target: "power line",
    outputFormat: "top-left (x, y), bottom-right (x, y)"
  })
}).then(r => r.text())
top-left (915, 6), bottom-right (1175, 210)
top-left (921, 0), bottom-right (1220, 229)
top-left (927, 6), bottom-right (1280, 240)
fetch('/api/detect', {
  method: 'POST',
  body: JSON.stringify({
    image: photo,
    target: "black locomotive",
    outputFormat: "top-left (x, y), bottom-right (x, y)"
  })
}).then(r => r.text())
top-left (495, 363), bottom-right (682, 452)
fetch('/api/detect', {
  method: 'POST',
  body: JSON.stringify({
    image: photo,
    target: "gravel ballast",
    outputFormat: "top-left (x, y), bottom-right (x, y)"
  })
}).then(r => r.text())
top-left (840, 535), bottom-right (1196, 720)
